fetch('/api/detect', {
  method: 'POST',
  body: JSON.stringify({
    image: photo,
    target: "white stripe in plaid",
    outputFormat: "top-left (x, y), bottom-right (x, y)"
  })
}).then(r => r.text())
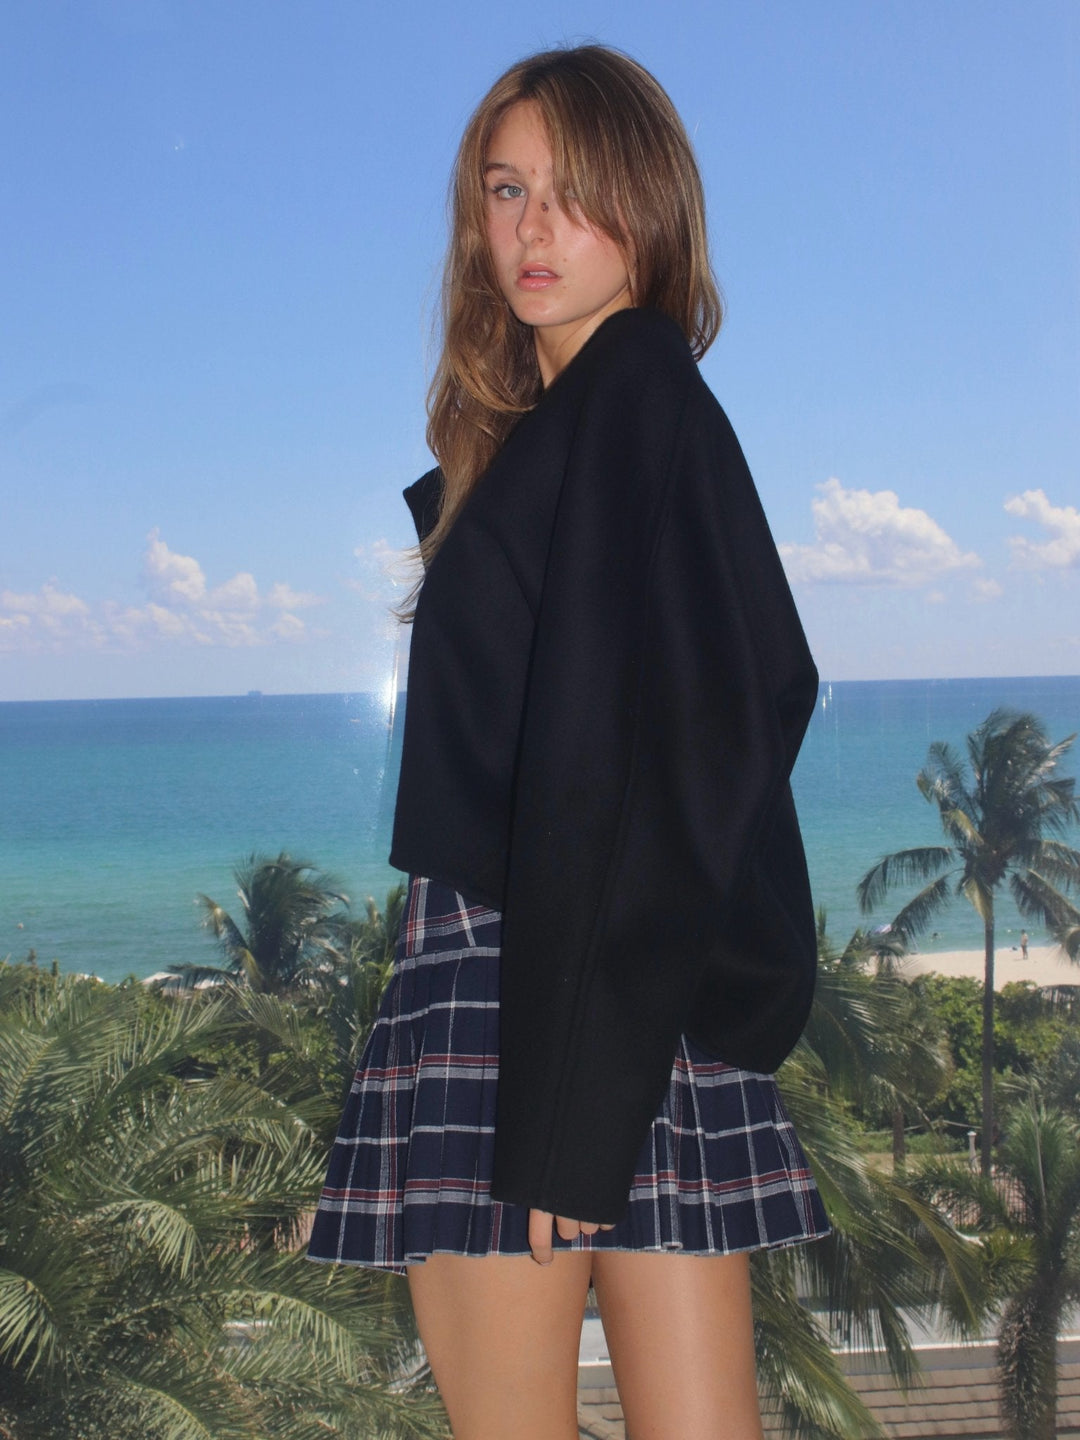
top-left (308, 875), bottom-right (829, 1273)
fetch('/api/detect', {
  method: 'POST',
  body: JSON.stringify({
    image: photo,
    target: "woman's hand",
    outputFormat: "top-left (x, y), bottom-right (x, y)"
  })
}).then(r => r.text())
top-left (527, 1208), bottom-right (615, 1265)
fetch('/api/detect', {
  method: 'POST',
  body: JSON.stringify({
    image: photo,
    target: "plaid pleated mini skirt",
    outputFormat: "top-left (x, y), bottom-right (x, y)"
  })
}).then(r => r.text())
top-left (307, 875), bottom-right (829, 1273)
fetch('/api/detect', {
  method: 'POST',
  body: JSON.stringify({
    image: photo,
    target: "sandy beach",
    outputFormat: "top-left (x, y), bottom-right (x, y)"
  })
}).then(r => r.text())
top-left (898, 944), bottom-right (1080, 989)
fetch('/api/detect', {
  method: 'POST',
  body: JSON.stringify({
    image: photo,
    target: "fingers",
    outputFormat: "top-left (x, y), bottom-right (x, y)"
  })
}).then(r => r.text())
top-left (528, 1209), bottom-right (617, 1262)
top-left (528, 1208), bottom-right (555, 1265)
top-left (560, 1215), bottom-right (593, 1239)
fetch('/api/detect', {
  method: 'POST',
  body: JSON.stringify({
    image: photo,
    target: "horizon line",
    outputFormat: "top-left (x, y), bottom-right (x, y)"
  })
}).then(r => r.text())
top-left (2, 673), bottom-right (1080, 706)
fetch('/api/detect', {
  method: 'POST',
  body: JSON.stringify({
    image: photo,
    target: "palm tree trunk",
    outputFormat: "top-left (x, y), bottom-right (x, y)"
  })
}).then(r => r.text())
top-left (981, 911), bottom-right (995, 1177)
top-left (999, 1285), bottom-right (1061, 1440)
top-left (892, 1105), bottom-right (906, 1171)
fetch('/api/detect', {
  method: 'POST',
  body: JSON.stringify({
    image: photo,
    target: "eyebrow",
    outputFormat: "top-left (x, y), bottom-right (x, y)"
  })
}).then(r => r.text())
top-left (483, 161), bottom-right (520, 174)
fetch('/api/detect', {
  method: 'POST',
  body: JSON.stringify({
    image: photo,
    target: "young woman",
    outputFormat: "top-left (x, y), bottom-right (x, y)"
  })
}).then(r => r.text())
top-left (310, 44), bottom-right (829, 1440)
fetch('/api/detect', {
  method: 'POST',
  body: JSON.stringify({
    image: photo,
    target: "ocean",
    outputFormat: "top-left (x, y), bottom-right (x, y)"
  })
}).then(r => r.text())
top-left (2, 677), bottom-right (1078, 985)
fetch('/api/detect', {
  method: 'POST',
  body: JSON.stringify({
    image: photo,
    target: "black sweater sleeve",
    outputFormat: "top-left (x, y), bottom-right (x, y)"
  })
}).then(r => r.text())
top-left (489, 322), bottom-right (818, 1222)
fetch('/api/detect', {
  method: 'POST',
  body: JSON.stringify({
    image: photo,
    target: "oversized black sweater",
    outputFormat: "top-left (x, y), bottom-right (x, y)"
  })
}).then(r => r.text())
top-left (389, 307), bottom-right (818, 1223)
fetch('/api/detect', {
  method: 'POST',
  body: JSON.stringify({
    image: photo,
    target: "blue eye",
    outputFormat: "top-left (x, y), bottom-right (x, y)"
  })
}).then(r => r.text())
top-left (491, 182), bottom-right (525, 200)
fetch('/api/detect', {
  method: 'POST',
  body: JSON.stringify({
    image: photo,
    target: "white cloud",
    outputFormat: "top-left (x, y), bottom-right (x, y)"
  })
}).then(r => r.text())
top-left (131, 533), bottom-right (327, 647)
top-left (145, 602), bottom-right (192, 639)
top-left (208, 571), bottom-right (259, 612)
top-left (1, 535), bottom-right (328, 654)
top-left (199, 610), bottom-right (259, 646)
top-left (143, 529), bottom-right (207, 605)
top-left (0, 583), bottom-right (102, 651)
top-left (779, 478), bottom-right (982, 587)
top-left (1, 583), bottom-right (91, 619)
top-left (1004, 489), bottom-right (1080, 569)
top-left (972, 577), bottom-right (1004, 601)
top-left (267, 582), bottom-right (323, 610)
top-left (269, 612), bottom-right (307, 641)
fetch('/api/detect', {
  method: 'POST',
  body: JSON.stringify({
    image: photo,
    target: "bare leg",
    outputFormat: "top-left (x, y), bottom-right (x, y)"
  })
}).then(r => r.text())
top-left (591, 1250), bottom-right (764, 1440)
top-left (407, 1250), bottom-right (593, 1440)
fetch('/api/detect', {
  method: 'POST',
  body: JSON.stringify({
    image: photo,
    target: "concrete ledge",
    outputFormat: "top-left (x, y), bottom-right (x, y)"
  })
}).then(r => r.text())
top-left (578, 1341), bottom-right (1080, 1439)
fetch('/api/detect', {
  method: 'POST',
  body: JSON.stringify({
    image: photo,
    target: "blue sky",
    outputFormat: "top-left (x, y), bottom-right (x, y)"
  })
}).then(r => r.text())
top-left (2, 0), bottom-right (1078, 699)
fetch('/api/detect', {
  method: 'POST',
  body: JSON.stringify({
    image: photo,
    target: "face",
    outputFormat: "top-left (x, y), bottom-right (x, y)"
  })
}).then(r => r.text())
top-left (483, 101), bottom-right (633, 385)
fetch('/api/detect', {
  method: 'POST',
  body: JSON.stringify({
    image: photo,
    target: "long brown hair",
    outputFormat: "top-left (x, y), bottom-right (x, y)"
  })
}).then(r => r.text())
top-left (418, 44), bottom-right (723, 578)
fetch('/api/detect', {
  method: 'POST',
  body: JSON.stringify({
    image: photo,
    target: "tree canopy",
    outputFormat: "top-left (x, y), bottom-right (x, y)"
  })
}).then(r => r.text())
top-left (858, 710), bottom-right (1080, 1172)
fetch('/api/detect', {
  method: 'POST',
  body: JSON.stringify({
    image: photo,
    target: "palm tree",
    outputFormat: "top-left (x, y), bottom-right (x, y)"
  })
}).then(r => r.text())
top-left (171, 851), bottom-right (351, 995)
top-left (915, 1094), bottom-right (1080, 1440)
top-left (857, 710), bottom-right (1080, 1174)
top-left (752, 916), bottom-right (983, 1438)
top-left (320, 883), bottom-right (407, 1092)
top-left (807, 912), bottom-right (947, 1169)
top-left (0, 961), bottom-right (449, 1440)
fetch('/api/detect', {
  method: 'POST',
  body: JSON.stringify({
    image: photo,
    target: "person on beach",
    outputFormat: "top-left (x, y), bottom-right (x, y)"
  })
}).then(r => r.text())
top-left (309, 45), bottom-right (828, 1439)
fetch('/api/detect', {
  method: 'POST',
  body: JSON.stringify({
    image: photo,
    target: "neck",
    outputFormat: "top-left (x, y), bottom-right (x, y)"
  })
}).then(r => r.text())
top-left (533, 290), bottom-right (634, 387)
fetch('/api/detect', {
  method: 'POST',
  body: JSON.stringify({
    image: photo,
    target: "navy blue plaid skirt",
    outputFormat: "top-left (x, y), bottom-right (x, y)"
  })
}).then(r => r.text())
top-left (308, 875), bottom-right (829, 1273)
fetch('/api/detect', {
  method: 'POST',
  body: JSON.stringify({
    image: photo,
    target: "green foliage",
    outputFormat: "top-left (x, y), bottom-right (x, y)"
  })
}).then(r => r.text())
top-left (318, 885), bottom-right (407, 1105)
top-left (0, 959), bottom-right (448, 1440)
top-left (1039, 1030), bottom-right (1080, 1120)
top-left (754, 1247), bottom-right (882, 1440)
top-left (902, 975), bottom-right (1080, 1132)
top-left (854, 1129), bottom-right (967, 1157)
top-left (808, 914), bottom-right (951, 1150)
top-left (857, 709), bottom-right (1080, 1174)
top-left (3, 860), bottom-right (1039, 1439)
top-left (171, 852), bottom-right (353, 996)
top-left (168, 880), bottom-right (407, 1147)
top-left (756, 914), bottom-right (985, 1436)
top-left (914, 1098), bottom-right (1080, 1440)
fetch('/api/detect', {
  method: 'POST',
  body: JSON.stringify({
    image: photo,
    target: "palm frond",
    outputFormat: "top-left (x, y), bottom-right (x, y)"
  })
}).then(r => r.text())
top-left (889, 873), bottom-right (955, 940)
top-left (943, 807), bottom-right (984, 848)
top-left (1054, 920), bottom-right (1080, 962)
top-left (89, 1198), bottom-right (201, 1278)
top-left (999, 1100), bottom-right (1080, 1241)
top-left (800, 963), bottom-right (883, 1096)
top-left (857, 849), bottom-right (953, 913)
top-left (0, 965), bottom-right (452, 1440)
top-left (0, 1270), bottom-right (63, 1375)
top-left (911, 1157), bottom-right (1013, 1231)
top-left (216, 1268), bottom-right (391, 1376)
top-left (753, 1250), bottom-right (884, 1439)
top-left (196, 854), bottom-right (354, 996)
top-left (777, 1058), bottom-right (963, 1387)
top-left (917, 740), bottom-right (971, 813)
top-left (92, 1368), bottom-right (223, 1440)
top-left (196, 896), bottom-right (248, 958)
top-left (843, 925), bottom-right (910, 973)
top-left (803, 948), bottom-right (945, 1111)
top-left (1010, 870), bottom-right (1080, 930)
top-left (1033, 837), bottom-right (1080, 882)
top-left (0, 1025), bottom-right (53, 1133)
top-left (958, 873), bottom-right (994, 926)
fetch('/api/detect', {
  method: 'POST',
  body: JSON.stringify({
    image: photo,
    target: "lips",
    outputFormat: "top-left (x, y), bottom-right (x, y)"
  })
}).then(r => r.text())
top-left (517, 265), bottom-right (560, 291)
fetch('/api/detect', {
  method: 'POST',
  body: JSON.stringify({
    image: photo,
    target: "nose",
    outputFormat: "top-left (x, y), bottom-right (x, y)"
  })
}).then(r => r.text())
top-left (517, 190), bottom-right (554, 242)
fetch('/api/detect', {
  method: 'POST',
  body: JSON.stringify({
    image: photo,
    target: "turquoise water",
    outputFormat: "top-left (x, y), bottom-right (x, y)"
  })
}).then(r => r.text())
top-left (2, 678), bottom-right (1078, 983)
top-left (795, 676), bottom-right (1079, 954)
